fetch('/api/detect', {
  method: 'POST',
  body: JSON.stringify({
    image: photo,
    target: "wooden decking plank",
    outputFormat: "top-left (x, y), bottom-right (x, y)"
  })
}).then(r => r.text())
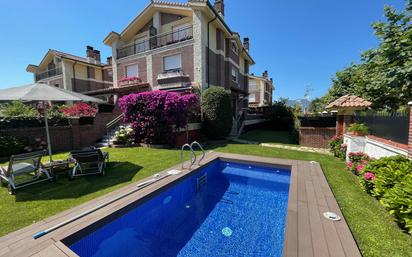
top-left (306, 178), bottom-right (330, 257)
top-left (318, 205), bottom-right (346, 257)
top-left (54, 241), bottom-right (79, 257)
top-left (297, 201), bottom-right (314, 257)
top-left (284, 210), bottom-right (298, 257)
top-left (31, 244), bottom-right (68, 257)
top-left (309, 164), bottom-right (328, 207)
top-left (325, 196), bottom-right (362, 257)
top-left (297, 162), bottom-right (308, 203)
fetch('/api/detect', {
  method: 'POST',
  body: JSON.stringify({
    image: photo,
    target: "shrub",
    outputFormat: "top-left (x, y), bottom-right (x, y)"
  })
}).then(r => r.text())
top-left (113, 125), bottom-right (134, 145)
top-left (0, 101), bottom-right (37, 118)
top-left (359, 155), bottom-right (412, 233)
top-left (61, 103), bottom-right (97, 117)
top-left (347, 123), bottom-right (369, 136)
top-left (347, 152), bottom-right (370, 175)
top-left (119, 91), bottom-right (199, 145)
top-left (201, 87), bottom-right (232, 139)
top-left (0, 136), bottom-right (24, 157)
top-left (263, 101), bottom-right (296, 130)
top-left (328, 135), bottom-right (346, 159)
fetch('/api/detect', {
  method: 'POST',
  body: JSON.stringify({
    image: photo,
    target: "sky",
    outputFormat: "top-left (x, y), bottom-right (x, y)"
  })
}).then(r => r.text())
top-left (0, 0), bottom-right (407, 100)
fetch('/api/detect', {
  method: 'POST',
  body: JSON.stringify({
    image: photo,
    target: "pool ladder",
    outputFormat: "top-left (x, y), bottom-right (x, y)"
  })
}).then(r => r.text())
top-left (181, 141), bottom-right (205, 170)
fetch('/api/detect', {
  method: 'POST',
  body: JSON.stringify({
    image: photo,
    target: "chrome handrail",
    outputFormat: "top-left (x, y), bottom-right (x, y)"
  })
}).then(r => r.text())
top-left (190, 141), bottom-right (205, 165)
top-left (181, 144), bottom-right (195, 170)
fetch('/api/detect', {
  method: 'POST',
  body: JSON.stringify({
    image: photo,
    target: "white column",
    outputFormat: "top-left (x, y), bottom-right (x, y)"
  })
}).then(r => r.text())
top-left (146, 55), bottom-right (153, 89)
top-left (112, 40), bottom-right (119, 88)
top-left (62, 61), bottom-right (74, 91)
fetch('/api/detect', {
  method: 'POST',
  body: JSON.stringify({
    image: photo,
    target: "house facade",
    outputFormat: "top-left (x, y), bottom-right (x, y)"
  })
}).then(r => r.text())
top-left (103, 0), bottom-right (254, 117)
top-left (26, 47), bottom-right (114, 102)
top-left (248, 71), bottom-right (274, 107)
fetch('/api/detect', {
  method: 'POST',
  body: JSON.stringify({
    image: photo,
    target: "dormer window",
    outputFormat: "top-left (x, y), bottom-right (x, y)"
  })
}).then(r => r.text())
top-left (231, 40), bottom-right (238, 55)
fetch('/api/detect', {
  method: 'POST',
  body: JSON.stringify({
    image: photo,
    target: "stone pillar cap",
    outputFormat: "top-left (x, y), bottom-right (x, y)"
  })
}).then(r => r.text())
top-left (408, 101), bottom-right (412, 106)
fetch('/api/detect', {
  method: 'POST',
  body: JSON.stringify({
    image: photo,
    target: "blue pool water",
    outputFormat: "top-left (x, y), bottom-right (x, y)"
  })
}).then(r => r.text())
top-left (67, 160), bottom-right (291, 257)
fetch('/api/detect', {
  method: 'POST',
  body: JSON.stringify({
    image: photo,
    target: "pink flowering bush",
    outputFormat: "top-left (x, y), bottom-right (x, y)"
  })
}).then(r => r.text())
top-left (328, 135), bottom-right (346, 159)
top-left (346, 152), bottom-right (370, 175)
top-left (358, 156), bottom-right (412, 233)
top-left (61, 103), bottom-right (97, 117)
top-left (118, 91), bottom-right (199, 145)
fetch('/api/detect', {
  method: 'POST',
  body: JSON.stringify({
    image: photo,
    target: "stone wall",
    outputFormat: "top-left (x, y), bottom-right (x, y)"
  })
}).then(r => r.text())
top-left (299, 127), bottom-right (336, 149)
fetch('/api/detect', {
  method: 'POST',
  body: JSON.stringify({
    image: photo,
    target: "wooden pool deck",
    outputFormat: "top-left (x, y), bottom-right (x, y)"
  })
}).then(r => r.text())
top-left (0, 152), bottom-right (361, 257)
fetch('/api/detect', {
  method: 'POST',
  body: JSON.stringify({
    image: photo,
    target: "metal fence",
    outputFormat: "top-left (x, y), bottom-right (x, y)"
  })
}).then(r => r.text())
top-left (354, 111), bottom-right (410, 145)
top-left (299, 115), bottom-right (336, 127)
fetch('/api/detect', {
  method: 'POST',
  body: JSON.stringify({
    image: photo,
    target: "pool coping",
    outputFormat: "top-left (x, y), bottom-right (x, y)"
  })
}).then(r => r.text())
top-left (0, 152), bottom-right (362, 257)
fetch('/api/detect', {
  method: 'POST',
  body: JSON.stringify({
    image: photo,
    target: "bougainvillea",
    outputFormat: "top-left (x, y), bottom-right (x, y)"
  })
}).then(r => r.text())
top-left (61, 103), bottom-right (97, 117)
top-left (118, 76), bottom-right (142, 84)
top-left (118, 91), bottom-right (199, 145)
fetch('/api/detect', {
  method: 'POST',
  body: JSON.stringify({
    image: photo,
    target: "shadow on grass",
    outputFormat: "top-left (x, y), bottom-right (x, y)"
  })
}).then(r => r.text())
top-left (239, 129), bottom-right (298, 145)
top-left (13, 161), bottom-right (142, 202)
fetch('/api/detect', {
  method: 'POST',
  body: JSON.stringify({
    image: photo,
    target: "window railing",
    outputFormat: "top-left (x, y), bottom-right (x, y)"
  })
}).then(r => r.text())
top-left (35, 67), bottom-right (62, 81)
top-left (116, 25), bottom-right (193, 59)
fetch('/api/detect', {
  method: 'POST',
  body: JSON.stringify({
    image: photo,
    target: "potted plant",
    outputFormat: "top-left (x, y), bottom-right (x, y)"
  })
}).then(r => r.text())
top-left (347, 123), bottom-right (369, 136)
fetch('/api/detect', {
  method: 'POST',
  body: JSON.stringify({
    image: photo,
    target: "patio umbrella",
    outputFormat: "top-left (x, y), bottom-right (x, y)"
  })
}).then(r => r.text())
top-left (0, 83), bottom-right (107, 162)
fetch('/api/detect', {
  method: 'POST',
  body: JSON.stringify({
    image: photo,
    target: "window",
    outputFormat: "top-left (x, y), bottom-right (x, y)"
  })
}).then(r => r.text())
top-left (135, 36), bottom-right (148, 53)
top-left (249, 80), bottom-right (257, 91)
top-left (249, 94), bottom-right (256, 102)
top-left (231, 67), bottom-right (238, 83)
top-left (172, 24), bottom-right (190, 42)
top-left (231, 41), bottom-right (238, 54)
top-left (126, 64), bottom-right (139, 78)
top-left (163, 54), bottom-right (182, 72)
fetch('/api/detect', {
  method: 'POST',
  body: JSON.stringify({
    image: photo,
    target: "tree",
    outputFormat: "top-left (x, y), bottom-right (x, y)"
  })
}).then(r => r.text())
top-left (320, 1), bottom-right (412, 111)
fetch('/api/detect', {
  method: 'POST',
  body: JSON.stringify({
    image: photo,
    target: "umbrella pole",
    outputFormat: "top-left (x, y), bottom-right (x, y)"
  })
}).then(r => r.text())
top-left (43, 102), bottom-right (53, 163)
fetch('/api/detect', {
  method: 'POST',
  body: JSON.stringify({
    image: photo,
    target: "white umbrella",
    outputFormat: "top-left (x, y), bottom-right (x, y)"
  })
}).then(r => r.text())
top-left (0, 83), bottom-right (107, 162)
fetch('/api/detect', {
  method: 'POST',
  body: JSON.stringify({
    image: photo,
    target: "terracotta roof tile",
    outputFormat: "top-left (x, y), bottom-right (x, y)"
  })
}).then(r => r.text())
top-left (326, 95), bottom-right (372, 109)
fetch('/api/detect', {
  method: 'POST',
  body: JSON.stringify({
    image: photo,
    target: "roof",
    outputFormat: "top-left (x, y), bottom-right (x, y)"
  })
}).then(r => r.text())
top-left (27, 49), bottom-right (110, 72)
top-left (326, 95), bottom-right (372, 110)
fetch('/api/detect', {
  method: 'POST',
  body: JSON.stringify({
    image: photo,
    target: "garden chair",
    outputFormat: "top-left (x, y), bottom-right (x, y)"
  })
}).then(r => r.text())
top-left (0, 150), bottom-right (54, 195)
top-left (68, 148), bottom-right (108, 180)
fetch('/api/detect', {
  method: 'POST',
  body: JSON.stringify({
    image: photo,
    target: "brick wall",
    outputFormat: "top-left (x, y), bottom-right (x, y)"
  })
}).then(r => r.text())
top-left (299, 127), bottom-right (336, 149)
top-left (152, 45), bottom-right (194, 87)
top-left (117, 57), bottom-right (147, 82)
top-left (0, 110), bottom-right (121, 153)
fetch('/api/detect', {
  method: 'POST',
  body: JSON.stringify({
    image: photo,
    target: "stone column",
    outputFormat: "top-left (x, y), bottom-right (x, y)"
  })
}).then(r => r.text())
top-left (408, 101), bottom-right (412, 158)
top-left (336, 109), bottom-right (354, 136)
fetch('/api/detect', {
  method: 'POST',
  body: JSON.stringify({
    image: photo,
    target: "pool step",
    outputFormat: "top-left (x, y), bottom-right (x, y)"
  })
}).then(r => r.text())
top-left (196, 173), bottom-right (207, 191)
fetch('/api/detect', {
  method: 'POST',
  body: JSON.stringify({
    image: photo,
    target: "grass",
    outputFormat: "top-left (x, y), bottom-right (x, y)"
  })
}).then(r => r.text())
top-left (240, 129), bottom-right (298, 145)
top-left (1, 138), bottom-right (411, 257)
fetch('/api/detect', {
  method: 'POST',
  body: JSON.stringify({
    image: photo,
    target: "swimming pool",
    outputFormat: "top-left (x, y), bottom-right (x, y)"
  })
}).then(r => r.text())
top-left (65, 159), bottom-right (291, 257)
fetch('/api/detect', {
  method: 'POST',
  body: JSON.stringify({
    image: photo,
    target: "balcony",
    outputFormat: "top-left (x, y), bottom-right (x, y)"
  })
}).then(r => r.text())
top-left (35, 67), bottom-right (62, 81)
top-left (116, 25), bottom-right (193, 59)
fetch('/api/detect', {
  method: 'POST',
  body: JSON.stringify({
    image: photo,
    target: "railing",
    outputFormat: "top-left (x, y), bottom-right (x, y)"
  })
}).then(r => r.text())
top-left (106, 114), bottom-right (125, 147)
top-left (117, 25), bottom-right (193, 59)
top-left (181, 143), bottom-right (195, 170)
top-left (35, 67), bottom-right (62, 81)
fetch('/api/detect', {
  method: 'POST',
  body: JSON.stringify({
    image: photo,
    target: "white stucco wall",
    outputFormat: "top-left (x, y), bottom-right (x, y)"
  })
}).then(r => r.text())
top-left (344, 134), bottom-right (408, 161)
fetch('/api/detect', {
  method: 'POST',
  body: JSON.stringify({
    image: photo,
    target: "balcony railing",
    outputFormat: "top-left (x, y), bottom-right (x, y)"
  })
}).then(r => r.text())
top-left (35, 67), bottom-right (62, 81)
top-left (116, 25), bottom-right (193, 59)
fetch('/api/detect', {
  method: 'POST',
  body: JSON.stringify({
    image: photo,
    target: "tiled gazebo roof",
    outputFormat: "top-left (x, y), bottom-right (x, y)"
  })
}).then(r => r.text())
top-left (326, 95), bottom-right (372, 110)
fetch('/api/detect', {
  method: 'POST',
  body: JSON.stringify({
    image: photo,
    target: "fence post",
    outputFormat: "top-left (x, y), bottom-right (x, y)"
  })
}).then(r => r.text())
top-left (408, 101), bottom-right (412, 158)
top-left (336, 110), bottom-right (354, 136)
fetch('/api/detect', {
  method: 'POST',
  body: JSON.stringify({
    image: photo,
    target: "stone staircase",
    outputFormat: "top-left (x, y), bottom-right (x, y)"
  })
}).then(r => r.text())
top-left (95, 114), bottom-right (125, 148)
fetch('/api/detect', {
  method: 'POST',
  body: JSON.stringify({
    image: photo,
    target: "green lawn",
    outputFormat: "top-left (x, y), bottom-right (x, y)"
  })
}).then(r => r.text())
top-left (240, 129), bottom-right (298, 145)
top-left (1, 140), bottom-right (411, 257)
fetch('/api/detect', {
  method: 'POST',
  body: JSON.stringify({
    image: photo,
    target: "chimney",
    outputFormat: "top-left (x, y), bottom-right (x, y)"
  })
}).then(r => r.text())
top-left (262, 70), bottom-right (268, 78)
top-left (107, 57), bottom-right (112, 65)
top-left (93, 50), bottom-right (101, 63)
top-left (214, 0), bottom-right (224, 17)
top-left (243, 37), bottom-right (250, 51)
top-left (86, 45), bottom-right (94, 58)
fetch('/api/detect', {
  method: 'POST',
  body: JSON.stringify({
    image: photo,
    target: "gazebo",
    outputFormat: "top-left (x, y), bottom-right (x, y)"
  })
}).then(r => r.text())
top-left (326, 95), bottom-right (372, 136)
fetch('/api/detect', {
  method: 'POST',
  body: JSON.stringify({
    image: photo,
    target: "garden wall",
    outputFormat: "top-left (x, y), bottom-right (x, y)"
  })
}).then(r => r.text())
top-left (344, 134), bottom-right (409, 161)
top-left (299, 127), bottom-right (336, 148)
top-left (0, 111), bottom-right (121, 153)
